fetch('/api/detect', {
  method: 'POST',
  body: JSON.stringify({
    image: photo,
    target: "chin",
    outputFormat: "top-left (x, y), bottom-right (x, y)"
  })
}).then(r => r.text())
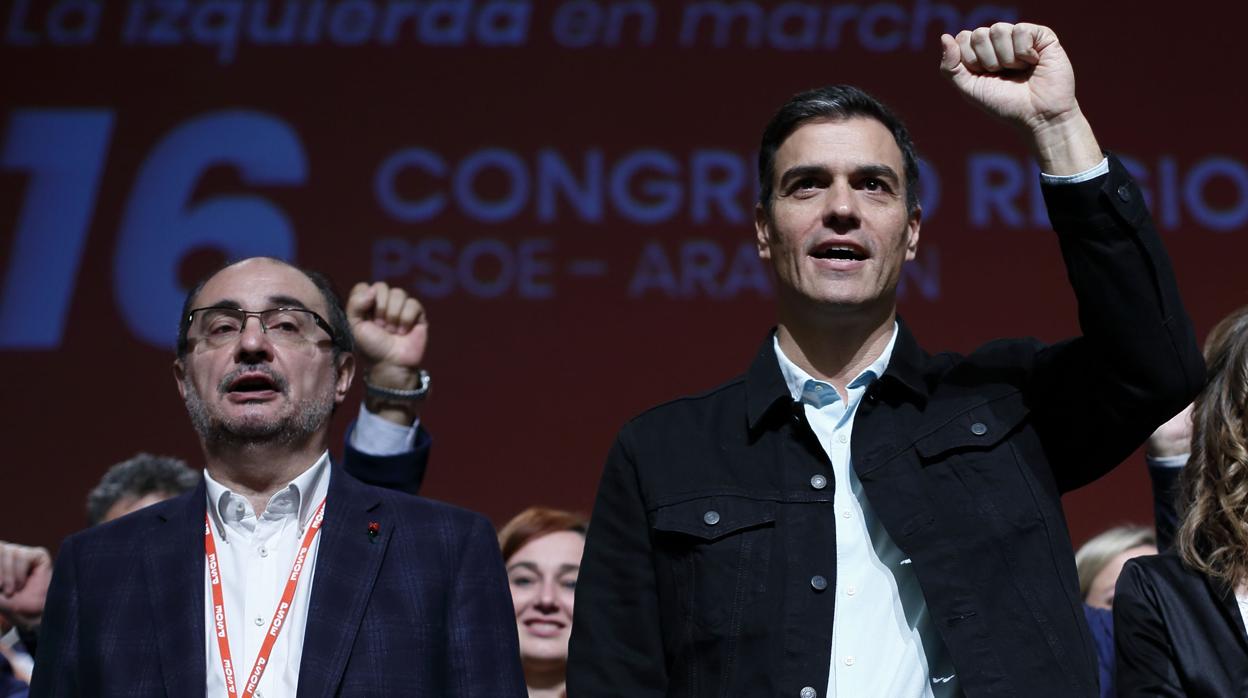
top-left (519, 640), bottom-right (570, 664)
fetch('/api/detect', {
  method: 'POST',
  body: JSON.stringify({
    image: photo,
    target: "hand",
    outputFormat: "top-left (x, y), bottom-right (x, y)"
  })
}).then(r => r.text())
top-left (346, 282), bottom-right (429, 425)
top-left (940, 22), bottom-right (1101, 175)
top-left (1147, 403), bottom-right (1193, 459)
top-left (0, 541), bottom-right (52, 631)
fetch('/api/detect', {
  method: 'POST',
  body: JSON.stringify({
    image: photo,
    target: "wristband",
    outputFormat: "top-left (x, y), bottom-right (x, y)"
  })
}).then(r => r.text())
top-left (364, 369), bottom-right (430, 401)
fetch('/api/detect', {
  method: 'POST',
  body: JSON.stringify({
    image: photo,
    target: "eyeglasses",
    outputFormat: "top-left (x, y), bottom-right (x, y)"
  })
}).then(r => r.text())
top-left (186, 307), bottom-right (336, 349)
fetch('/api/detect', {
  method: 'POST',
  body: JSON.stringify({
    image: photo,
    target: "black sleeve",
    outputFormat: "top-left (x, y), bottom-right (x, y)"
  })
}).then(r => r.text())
top-left (1028, 155), bottom-right (1205, 492)
top-left (1147, 461), bottom-right (1183, 551)
top-left (567, 427), bottom-right (668, 697)
top-left (1112, 560), bottom-right (1186, 697)
top-left (340, 420), bottom-right (431, 495)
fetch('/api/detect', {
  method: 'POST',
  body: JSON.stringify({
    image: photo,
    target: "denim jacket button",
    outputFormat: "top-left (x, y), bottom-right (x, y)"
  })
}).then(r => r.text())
top-left (703, 510), bottom-right (721, 526)
top-left (800, 687), bottom-right (817, 698)
top-left (810, 575), bottom-right (828, 591)
top-left (810, 474), bottom-right (827, 490)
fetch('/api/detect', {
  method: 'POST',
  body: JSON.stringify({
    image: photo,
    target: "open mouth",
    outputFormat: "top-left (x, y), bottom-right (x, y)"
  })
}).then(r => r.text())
top-left (223, 371), bottom-right (283, 396)
top-left (809, 243), bottom-right (868, 261)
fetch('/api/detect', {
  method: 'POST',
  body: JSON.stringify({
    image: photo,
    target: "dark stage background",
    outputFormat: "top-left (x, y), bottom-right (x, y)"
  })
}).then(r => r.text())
top-left (2, 0), bottom-right (1245, 553)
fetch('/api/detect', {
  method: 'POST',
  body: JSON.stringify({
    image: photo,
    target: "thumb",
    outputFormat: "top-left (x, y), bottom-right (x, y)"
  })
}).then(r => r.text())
top-left (938, 33), bottom-right (973, 90)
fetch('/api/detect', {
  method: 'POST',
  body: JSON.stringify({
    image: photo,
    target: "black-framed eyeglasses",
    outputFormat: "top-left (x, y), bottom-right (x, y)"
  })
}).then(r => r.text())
top-left (186, 307), bottom-right (336, 349)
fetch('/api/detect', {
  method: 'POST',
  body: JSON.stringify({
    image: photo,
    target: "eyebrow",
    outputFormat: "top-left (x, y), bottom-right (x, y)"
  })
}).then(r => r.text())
top-left (854, 164), bottom-right (901, 186)
top-left (268, 295), bottom-right (311, 310)
top-left (507, 561), bottom-right (581, 574)
top-left (196, 295), bottom-right (313, 312)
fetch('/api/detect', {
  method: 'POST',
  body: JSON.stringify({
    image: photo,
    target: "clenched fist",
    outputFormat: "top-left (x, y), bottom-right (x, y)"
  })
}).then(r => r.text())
top-left (347, 281), bottom-right (429, 425)
top-left (940, 22), bottom-right (1101, 175)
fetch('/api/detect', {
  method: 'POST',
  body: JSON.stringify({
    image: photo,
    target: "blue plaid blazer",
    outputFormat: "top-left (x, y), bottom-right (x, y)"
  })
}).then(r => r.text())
top-left (29, 466), bottom-right (525, 697)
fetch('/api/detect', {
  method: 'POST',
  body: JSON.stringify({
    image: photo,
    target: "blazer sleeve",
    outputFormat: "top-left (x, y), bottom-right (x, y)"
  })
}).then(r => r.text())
top-left (445, 514), bottom-right (526, 697)
top-left (1147, 460), bottom-right (1184, 551)
top-left (340, 419), bottom-right (431, 495)
top-left (1113, 559), bottom-right (1185, 697)
top-left (1028, 155), bottom-right (1205, 492)
top-left (26, 536), bottom-right (80, 698)
top-left (567, 427), bottom-right (668, 696)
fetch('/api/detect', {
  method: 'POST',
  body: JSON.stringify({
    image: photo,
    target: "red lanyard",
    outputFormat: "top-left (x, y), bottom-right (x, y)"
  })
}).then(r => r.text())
top-left (204, 497), bottom-right (326, 698)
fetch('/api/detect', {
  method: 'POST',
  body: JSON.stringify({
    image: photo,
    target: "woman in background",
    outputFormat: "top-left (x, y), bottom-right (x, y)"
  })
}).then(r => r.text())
top-left (1115, 306), bottom-right (1248, 696)
top-left (499, 507), bottom-right (587, 698)
top-left (1076, 525), bottom-right (1157, 610)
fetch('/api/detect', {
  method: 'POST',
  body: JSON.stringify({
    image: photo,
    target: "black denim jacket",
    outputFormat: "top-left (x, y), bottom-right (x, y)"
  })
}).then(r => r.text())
top-left (568, 156), bottom-right (1204, 697)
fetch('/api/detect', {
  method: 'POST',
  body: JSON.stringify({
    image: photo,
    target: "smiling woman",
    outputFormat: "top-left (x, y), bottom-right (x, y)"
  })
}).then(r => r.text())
top-left (498, 507), bottom-right (588, 698)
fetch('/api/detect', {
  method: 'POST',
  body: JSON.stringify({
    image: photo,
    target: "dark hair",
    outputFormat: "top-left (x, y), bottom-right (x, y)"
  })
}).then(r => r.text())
top-left (175, 257), bottom-right (354, 360)
top-left (1177, 305), bottom-right (1248, 589)
top-left (87, 452), bottom-right (201, 525)
top-left (498, 506), bottom-right (588, 562)
top-left (757, 84), bottom-right (921, 216)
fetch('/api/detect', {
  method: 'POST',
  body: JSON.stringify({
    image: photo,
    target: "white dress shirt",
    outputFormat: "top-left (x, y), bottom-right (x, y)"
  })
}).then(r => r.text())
top-left (203, 452), bottom-right (330, 698)
top-left (775, 325), bottom-right (959, 698)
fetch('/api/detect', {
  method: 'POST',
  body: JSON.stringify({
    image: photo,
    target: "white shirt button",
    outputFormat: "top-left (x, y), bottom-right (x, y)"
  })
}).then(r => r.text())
top-left (838, 433), bottom-right (848, 444)
top-left (846, 585), bottom-right (857, 596)
top-left (844, 656), bottom-right (856, 667)
top-left (259, 546), bottom-right (268, 558)
top-left (841, 510), bottom-right (852, 519)
top-left (254, 616), bottom-right (265, 627)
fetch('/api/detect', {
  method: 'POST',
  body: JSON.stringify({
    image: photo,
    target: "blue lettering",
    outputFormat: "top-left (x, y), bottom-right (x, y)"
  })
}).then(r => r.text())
top-left (611, 149), bottom-right (681, 224)
top-left (376, 148), bottom-right (448, 223)
top-left (1185, 157), bottom-right (1248, 232)
top-left (113, 110), bottom-right (306, 348)
top-left (455, 148), bottom-right (529, 223)
top-left (0, 110), bottom-right (114, 349)
top-left (536, 149), bottom-right (604, 223)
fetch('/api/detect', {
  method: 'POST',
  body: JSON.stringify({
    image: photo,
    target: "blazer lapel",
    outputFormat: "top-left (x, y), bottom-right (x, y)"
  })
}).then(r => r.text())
top-left (1206, 573), bottom-right (1248, 651)
top-left (297, 467), bottom-right (389, 698)
top-left (142, 484), bottom-right (208, 697)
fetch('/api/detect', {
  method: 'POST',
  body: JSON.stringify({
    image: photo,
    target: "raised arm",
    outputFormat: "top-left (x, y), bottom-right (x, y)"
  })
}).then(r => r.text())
top-left (341, 281), bottom-right (431, 494)
top-left (942, 22), bottom-right (1204, 491)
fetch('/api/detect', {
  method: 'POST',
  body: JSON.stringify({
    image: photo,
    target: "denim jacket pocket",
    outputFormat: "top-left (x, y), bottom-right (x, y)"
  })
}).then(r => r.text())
top-left (651, 495), bottom-right (776, 634)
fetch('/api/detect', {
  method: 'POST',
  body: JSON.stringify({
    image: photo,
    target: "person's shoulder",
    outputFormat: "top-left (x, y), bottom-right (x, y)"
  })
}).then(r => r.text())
top-left (345, 475), bottom-right (491, 533)
top-left (623, 372), bottom-right (748, 431)
top-left (60, 490), bottom-right (198, 559)
top-left (1121, 551), bottom-right (1202, 588)
top-left (913, 336), bottom-right (1052, 395)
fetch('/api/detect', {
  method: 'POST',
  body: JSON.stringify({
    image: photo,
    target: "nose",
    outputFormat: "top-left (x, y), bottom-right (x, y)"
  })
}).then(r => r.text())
top-left (533, 578), bottom-right (560, 613)
top-left (234, 314), bottom-right (274, 362)
top-left (821, 181), bottom-right (860, 233)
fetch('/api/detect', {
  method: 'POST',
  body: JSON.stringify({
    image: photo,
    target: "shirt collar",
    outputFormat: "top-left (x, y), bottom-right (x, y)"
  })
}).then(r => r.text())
top-left (204, 451), bottom-right (331, 540)
top-left (773, 321), bottom-right (898, 407)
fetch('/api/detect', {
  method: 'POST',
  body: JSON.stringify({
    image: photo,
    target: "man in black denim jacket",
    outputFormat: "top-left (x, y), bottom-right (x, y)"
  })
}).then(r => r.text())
top-left (568, 22), bottom-right (1204, 698)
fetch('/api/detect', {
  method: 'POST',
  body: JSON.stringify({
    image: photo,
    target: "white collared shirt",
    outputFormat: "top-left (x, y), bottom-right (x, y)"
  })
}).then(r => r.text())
top-left (203, 452), bottom-right (331, 698)
top-left (775, 324), bottom-right (959, 697)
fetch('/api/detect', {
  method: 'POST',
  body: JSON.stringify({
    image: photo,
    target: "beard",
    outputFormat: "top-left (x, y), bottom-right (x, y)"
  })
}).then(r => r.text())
top-left (183, 364), bottom-right (336, 448)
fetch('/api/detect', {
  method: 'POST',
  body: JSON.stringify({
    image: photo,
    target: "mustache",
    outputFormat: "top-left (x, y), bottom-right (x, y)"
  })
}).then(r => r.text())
top-left (216, 364), bottom-right (289, 395)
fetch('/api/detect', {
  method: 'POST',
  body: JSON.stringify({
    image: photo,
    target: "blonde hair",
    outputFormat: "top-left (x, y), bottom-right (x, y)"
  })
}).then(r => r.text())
top-left (1075, 525), bottom-right (1155, 599)
top-left (1178, 305), bottom-right (1248, 590)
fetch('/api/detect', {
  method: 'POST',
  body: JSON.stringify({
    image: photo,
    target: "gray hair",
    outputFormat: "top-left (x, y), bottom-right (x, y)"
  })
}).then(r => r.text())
top-left (86, 453), bottom-right (200, 526)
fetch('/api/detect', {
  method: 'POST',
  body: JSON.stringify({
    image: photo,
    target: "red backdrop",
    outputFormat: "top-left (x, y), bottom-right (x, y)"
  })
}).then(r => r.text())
top-left (3, 0), bottom-right (1246, 553)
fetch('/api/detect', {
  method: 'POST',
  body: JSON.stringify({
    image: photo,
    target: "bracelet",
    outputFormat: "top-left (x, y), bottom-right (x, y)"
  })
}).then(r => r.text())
top-left (364, 369), bottom-right (430, 402)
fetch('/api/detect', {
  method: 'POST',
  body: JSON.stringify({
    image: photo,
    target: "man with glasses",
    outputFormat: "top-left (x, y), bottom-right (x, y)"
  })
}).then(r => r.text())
top-left (29, 257), bottom-right (525, 697)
